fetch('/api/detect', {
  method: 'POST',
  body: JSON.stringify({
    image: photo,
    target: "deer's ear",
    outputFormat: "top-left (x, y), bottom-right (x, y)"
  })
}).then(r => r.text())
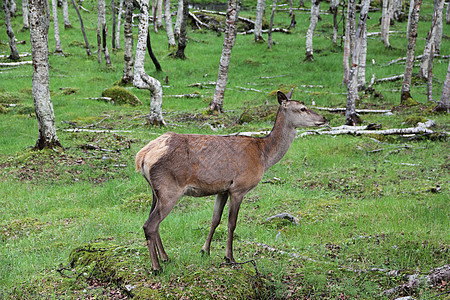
top-left (277, 91), bottom-right (289, 106)
top-left (286, 88), bottom-right (293, 100)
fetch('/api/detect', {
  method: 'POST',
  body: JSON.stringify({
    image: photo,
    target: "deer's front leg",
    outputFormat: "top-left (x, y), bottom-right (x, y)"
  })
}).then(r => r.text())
top-left (224, 193), bottom-right (244, 263)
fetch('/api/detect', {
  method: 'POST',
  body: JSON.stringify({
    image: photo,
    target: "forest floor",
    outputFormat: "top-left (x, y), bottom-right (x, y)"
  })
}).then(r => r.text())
top-left (1, 0), bottom-right (449, 299)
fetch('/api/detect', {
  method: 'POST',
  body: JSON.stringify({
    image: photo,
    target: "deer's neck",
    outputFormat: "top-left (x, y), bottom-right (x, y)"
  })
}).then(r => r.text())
top-left (262, 109), bottom-right (297, 171)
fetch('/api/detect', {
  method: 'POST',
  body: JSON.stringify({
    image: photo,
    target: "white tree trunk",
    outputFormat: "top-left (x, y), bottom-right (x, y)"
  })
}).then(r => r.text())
top-left (345, 0), bottom-right (369, 125)
top-left (164, 0), bottom-right (176, 48)
top-left (342, 0), bottom-right (356, 85)
top-left (62, 0), bottom-right (71, 28)
top-left (305, 0), bottom-right (321, 61)
top-left (134, 0), bottom-right (165, 125)
top-left (174, 0), bottom-right (183, 36)
top-left (267, 0), bottom-right (276, 49)
top-left (381, 0), bottom-right (393, 47)
top-left (29, 0), bottom-right (62, 149)
top-left (22, 0), bottom-right (30, 30)
top-left (115, 0), bottom-right (124, 49)
top-left (122, 0), bottom-right (134, 83)
top-left (152, 0), bottom-right (158, 32)
top-left (437, 60), bottom-right (450, 111)
top-left (4, 0), bottom-right (20, 60)
top-left (392, 0), bottom-right (404, 21)
top-left (406, 0), bottom-right (414, 37)
top-left (157, 0), bottom-right (163, 28)
top-left (330, 0), bottom-right (339, 44)
top-left (357, 18), bottom-right (367, 90)
top-left (446, 1), bottom-right (450, 25)
top-left (210, 0), bottom-right (240, 112)
top-left (97, 0), bottom-right (103, 63)
top-left (10, 0), bottom-right (17, 16)
top-left (254, 0), bottom-right (265, 42)
top-left (433, 0), bottom-right (443, 54)
top-left (401, 0), bottom-right (422, 104)
top-left (51, 0), bottom-right (63, 53)
top-left (418, 0), bottom-right (444, 79)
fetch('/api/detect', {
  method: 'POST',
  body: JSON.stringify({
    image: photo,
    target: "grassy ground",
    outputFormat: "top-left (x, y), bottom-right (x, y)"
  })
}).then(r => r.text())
top-left (0, 0), bottom-right (449, 299)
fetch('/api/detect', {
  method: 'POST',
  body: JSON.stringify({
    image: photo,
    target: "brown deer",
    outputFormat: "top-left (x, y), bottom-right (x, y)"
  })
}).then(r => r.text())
top-left (135, 90), bottom-right (326, 272)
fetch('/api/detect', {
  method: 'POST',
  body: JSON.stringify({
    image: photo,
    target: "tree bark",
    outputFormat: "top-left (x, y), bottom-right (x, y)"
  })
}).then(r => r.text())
top-left (174, 0), bottom-right (183, 37)
top-left (97, 0), bottom-right (103, 63)
top-left (401, 0), bottom-right (422, 104)
top-left (134, 0), bottom-right (165, 125)
top-left (381, 0), bottom-right (393, 48)
top-left (342, 0), bottom-right (356, 85)
top-left (51, 0), bottom-right (63, 53)
top-left (111, 0), bottom-right (117, 50)
top-left (122, 0), bottom-right (134, 83)
top-left (72, 0), bottom-right (91, 55)
top-left (267, 0), bottom-right (276, 49)
top-left (10, 0), bottom-right (17, 16)
top-left (164, 0), bottom-right (176, 49)
top-left (446, 1), bottom-right (450, 25)
top-left (210, 0), bottom-right (241, 112)
top-left (4, 0), bottom-right (20, 61)
top-left (254, 0), bottom-right (266, 42)
top-left (22, 0), bottom-right (30, 30)
top-left (330, 0), bottom-right (339, 44)
top-left (115, 0), bottom-right (123, 49)
top-left (152, 0), bottom-right (158, 32)
top-left (433, 0), bottom-right (443, 54)
top-left (175, 0), bottom-right (188, 59)
top-left (418, 0), bottom-right (443, 80)
top-left (434, 60), bottom-right (450, 113)
top-left (29, 0), bottom-right (62, 150)
top-left (345, 0), bottom-right (369, 126)
top-left (147, 30), bottom-right (162, 71)
top-left (62, 0), bottom-right (71, 28)
top-left (305, 0), bottom-right (321, 61)
top-left (357, 17), bottom-right (367, 91)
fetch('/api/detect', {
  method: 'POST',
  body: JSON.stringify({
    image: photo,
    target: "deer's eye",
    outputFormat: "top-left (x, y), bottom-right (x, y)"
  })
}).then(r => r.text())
top-left (300, 107), bottom-right (306, 112)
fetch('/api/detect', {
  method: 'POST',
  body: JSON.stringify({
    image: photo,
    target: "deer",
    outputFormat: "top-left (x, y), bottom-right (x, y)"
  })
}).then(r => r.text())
top-left (135, 90), bottom-right (327, 272)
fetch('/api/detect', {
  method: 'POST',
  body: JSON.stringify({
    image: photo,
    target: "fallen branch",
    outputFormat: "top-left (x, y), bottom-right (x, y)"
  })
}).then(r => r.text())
top-left (0, 61), bottom-right (32, 67)
top-left (189, 11), bottom-right (210, 29)
top-left (265, 213), bottom-right (299, 225)
top-left (260, 75), bottom-right (288, 79)
top-left (196, 9), bottom-right (255, 26)
top-left (238, 28), bottom-right (290, 35)
top-left (187, 81), bottom-right (216, 88)
top-left (164, 94), bottom-right (204, 98)
top-left (235, 86), bottom-right (263, 92)
top-left (367, 30), bottom-right (402, 37)
top-left (384, 54), bottom-right (450, 66)
top-left (0, 53), bottom-right (31, 59)
top-left (313, 106), bottom-right (392, 114)
top-left (85, 97), bottom-right (113, 102)
top-left (62, 128), bottom-right (132, 133)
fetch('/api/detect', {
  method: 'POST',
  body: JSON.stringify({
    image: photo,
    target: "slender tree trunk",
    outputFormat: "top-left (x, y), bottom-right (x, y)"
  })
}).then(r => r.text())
top-left (62, 0), bottom-right (71, 28)
top-left (112, 0), bottom-right (117, 50)
top-left (72, 0), bottom-right (91, 55)
top-left (434, 60), bottom-right (449, 112)
top-left (147, 30), bottom-right (162, 70)
top-left (164, 0), bottom-right (176, 49)
top-left (157, 0), bottom-right (163, 28)
top-left (446, 1), bottom-right (450, 25)
top-left (115, 0), bottom-right (123, 49)
top-left (427, 44), bottom-right (434, 102)
top-left (175, 0), bottom-right (188, 59)
top-left (401, 0), bottom-right (422, 104)
top-left (134, 0), bottom-right (165, 125)
top-left (97, 0), bottom-right (102, 63)
top-left (305, 0), bottom-right (321, 61)
top-left (152, 0), bottom-right (158, 32)
top-left (103, 24), bottom-right (112, 65)
top-left (209, 0), bottom-right (241, 112)
top-left (381, 0), bottom-right (393, 48)
top-left (10, 0), bottom-right (17, 16)
top-left (358, 18), bottom-right (367, 91)
top-left (418, 0), bottom-right (443, 79)
top-left (254, 0), bottom-right (265, 42)
top-left (267, 0), bottom-right (276, 49)
top-left (289, 0), bottom-right (293, 16)
top-left (433, 0), bottom-right (443, 54)
top-left (330, 0), bottom-right (339, 44)
top-left (4, 0), bottom-right (20, 61)
top-left (345, 0), bottom-right (369, 126)
top-left (52, 0), bottom-right (63, 53)
top-left (392, 0), bottom-right (404, 21)
top-left (342, 0), bottom-right (356, 85)
top-left (22, 0), bottom-right (30, 30)
top-left (174, 0), bottom-right (183, 36)
top-left (406, 0), bottom-right (414, 37)
top-left (29, 0), bottom-right (62, 150)
top-left (122, 0), bottom-right (134, 83)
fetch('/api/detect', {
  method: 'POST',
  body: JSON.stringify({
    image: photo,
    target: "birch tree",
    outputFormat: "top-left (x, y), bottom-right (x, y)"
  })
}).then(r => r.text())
top-left (157, 0), bottom-right (163, 28)
top-left (254, 0), bottom-right (265, 42)
top-left (345, 0), bottom-right (369, 126)
top-left (267, 0), bottom-right (276, 49)
top-left (305, 0), bottom-right (321, 61)
top-left (330, 0), bottom-right (339, 44)
top-left (111, 0), bottom-right (117, 50)
top-left (164, 0), bottom-right (176, 49)
top-left (209, 0), bottom-right (241, 112)
top-left (401, 0), bottom-right (422, 104)
top-left (9, 0), bottom-right (17, 16)
top-left (62, 0), bottom-right (71, 28)
top-left (174, 0), bottom-right (183, 36)
top-left (381, 0), bottom-right (393, 48)
top-left (434, 60), bottom-right (450, 112)
top-left (122, 0), bottom-right (134, 83)
top-left (134, 0), bottom-right (165, 125)
top-left (342, 0), bottom-right (356, 85)
top-left (115, 0), bottom-right (124, 49)
top-left (22, 0), bottom-right (30, 30)
top-left (357, 18), bottom-right (368, 90)
top-left (29, 0), bottom-right (62, 150)
top-left (72, 0), bottom-right (91, 55)
top-left (418, 0), bottom-right (444, 79)
top-left (446, 2), bottom-right (450, 25)
top-left (51, 0), bottom-right (63, 53)
top-left (4, 0), bottom-right (20, 61)
top-left (174, 0), bottom-right (188, 59)
top-left (433, 0), bottom-right (444, 54)
top-left (97, 0), bottom-right (111, 65)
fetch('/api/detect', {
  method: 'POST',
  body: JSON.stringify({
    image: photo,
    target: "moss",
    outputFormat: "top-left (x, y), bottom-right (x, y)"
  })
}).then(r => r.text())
top-left (0, 104), bottom-right (6, 114)
top-left (16, 106), bottom-right (35, 115)
top-left (0, 91), bottom-right (20, 104)
top-left (239, 105), bottom-right (278, 124)
top-left (403, 97), bottom-right (419, 107)
top-left (61, 87), bottom-right (79, 95)
top-left (404, 115), bottom-right (428, 126)
top-left (101, 86), bottom-right (143, 106)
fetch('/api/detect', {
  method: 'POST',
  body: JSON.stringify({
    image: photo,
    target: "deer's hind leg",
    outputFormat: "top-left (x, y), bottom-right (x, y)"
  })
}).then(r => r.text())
top-left (143, 186), bottom-right (183, 272)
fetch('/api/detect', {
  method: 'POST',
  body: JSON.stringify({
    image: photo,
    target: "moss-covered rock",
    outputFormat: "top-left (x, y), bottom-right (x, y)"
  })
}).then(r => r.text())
top-left (101, 86), bottom-right (142, 106)
top-left (404, 115), bottom-right (428, 126)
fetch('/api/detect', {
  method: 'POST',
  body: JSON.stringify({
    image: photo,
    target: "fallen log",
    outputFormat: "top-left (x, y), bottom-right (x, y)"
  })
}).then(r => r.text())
top-left (0, 61), bottom-right (32, 67)
top-left (238, 28), bottom-right (290, 35)
top-left (313, 106), bottom-right (392, 113)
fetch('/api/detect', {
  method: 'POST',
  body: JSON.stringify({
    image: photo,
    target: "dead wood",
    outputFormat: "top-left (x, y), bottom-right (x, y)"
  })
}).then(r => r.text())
top-left (195, 9), bottom-right (255, 26)
top-left (238, 28), bottom-right (290, 35)
top-left (384, 54), bottom-right (450, 66)
top-left (189, 11), bottom-right (210, 29)
top-left (265, 213), bottom-right (299, 225)
top-left (164, 94), bottom-right (204, 98)
top-left (313, 106), bottom-right (392, 113)
top-left (0, 61), bottom-right (32, 67)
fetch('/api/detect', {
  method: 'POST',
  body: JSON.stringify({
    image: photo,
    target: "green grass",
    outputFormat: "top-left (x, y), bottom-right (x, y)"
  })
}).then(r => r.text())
top-left (1, 0), bottom-right (449, 298)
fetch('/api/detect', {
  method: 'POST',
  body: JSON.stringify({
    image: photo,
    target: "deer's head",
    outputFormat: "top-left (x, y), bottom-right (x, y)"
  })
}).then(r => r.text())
top-left (278, 90), bottom-right (327, 128)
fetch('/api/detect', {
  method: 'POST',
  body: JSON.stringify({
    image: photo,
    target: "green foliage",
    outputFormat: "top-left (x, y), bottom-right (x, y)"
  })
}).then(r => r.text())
top-left (101, 86), bottom-right (143, 106)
